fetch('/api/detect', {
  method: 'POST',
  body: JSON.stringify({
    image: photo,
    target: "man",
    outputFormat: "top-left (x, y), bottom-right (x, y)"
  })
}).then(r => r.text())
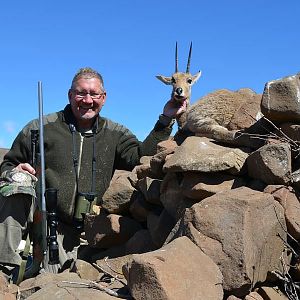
top-left (0, 67), bottom-right (186, 278)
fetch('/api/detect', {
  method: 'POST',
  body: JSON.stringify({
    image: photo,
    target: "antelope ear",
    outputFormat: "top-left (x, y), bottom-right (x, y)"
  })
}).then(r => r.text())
top-left (192, 71), bottom-right (202, 84)
top-left (156, 75), bottom-right (173, 85)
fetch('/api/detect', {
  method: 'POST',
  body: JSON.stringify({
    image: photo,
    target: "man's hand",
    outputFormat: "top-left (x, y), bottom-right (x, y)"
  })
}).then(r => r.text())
top-left (14, 163), bottom-right (36, 175)
top-left (163, 99), bottom-right (188, 119)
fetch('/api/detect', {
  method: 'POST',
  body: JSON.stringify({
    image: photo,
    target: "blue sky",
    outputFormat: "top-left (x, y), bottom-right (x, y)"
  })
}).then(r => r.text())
top-left (1, 1), bottom-right (299, 148)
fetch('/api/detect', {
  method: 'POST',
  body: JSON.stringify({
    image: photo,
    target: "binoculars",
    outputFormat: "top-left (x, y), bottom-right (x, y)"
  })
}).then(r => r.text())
top-left (73, 192), bottom-right (97, 230)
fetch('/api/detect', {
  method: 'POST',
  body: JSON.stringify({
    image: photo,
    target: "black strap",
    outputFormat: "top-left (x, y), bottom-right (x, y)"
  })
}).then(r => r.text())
top-left (69, 124), bottom-right (97, 196)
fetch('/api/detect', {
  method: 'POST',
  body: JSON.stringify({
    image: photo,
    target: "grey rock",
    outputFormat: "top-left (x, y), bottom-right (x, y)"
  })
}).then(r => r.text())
top-left (247, 142), bottom-right (292, 185)
top-left (261, 73), bottom-right (300, 123)
top-left (163, 136), bottom-right (248, 175)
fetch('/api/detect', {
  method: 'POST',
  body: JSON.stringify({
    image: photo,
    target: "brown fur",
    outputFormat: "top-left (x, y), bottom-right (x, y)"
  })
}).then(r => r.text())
top-left (185, 89), bottom-right (259, 142)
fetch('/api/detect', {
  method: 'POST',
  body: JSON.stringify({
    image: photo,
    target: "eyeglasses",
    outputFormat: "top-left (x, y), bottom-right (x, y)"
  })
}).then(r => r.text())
top-left (73, 90), bottom-right (105, 100)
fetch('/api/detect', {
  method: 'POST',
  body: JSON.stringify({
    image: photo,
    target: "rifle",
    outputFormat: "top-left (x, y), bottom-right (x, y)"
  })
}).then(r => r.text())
top-left (25, 81), bottom-right (59, 278)
top-left (37, 81), bottom-right (59, 266)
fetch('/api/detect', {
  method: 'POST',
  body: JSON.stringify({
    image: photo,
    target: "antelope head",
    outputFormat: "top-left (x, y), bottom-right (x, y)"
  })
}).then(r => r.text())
top-left (156, 42), bottom-right (201, 105)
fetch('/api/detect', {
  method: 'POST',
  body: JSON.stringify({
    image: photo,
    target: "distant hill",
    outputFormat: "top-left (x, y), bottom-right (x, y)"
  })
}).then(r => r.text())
top-left (0, 148), bottom-right (8, 164)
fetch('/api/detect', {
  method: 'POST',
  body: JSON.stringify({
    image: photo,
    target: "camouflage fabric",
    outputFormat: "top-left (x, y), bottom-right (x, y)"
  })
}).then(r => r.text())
top-left (0, 169), bottom-right (37, 197)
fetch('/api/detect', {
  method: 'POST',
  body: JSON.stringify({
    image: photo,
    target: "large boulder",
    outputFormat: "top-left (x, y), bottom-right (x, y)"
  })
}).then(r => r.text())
top-left (123, 236), bottom-right (223, 300)
top-left (84, 213), bottom-right (142, 249)
top-left (147, 209), bottom-right (176, 247)
top-left (20, 272), bottom-right (119, 299)
top-left (160, 172), bottom-right (195, 220)
top-left (101, 170), bottom-right (137, 214)
top-left (163, 136), bottom-right (249, 175)
top-left (136, 177), bottom-right (162, 205)
top-left (177, 187), bottom-right (287, 297)
top-left (264, 185), bottom-right (300, 240)
top-left (180, 171), bottom-right (246, 200)
top-left (261, 73), bottom-right (300, 123)
top-left (247, 142), bottom-right (292, 185)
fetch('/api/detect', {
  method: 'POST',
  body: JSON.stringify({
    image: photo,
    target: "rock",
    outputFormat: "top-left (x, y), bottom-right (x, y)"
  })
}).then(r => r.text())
top-left (19, 272), bottom-right (93, 299)
top-left (280, 122), bottom-right (300, 142)
top-left (101, 170), bottom-right (136, 214)
top-left (90, 229), bottom-right (158, 262)
top-left (132, 156), bottom-right (154, 180)
top-left (246, 178), bottom-right (267, 192)
top-left (129, 191), bottom-right (158, 222)
top-left (244, 292), bottom-right (264, 299)
top-left (123, 236), bottom-right (223, 300)
top-left (139, 156), bottom-right (152, 165)
top-left (160, 172), bottom-right (195, 220)
top-left (136, 177), bottom-right (162, 205)
top-left (84, 213), bottom-right (142, 249)
top-left (124, 229), bottom-right (157, 254)
top-left (150, 148), bottom-right (175, 179)
top-left (180, 171), bottom-right (246, 200)
top-left (163, 136), bottom-right (248, 175)
top-left (25, 281), bottom-right (118, 299)
top-left (261, 73), bottom-right (300, 123)
top-left (227, 296), bottom-right (243, 300)
top-left (96, 255), bottom-right (131, 280)
top-left (256, 286), bottom-right (289, 299)
top-left (264, 185), bottom-right (300, 240)
top-left (156, 139), bottom-right (177, 153)
top-left (134, 163), bottom-right (156, 180)
top-left (71, 259), bottom-right (100, 281)
top-left (247, 142), bottom-right (292, 185)
top-left (178, 187), bottom-right (287, 297)
top-left (147, 209), bottom-right (176, 248)
top-left (0, 271), bottom-right (18, 299)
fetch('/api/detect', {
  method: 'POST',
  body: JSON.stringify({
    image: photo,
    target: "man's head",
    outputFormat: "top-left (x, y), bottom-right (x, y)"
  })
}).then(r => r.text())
top-left (68, 67), bottom-right (107, 129)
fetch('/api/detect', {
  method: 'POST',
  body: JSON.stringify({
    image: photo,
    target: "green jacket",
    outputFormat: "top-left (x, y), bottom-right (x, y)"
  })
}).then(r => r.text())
top-left (0, 104), bottom-right (173, 224)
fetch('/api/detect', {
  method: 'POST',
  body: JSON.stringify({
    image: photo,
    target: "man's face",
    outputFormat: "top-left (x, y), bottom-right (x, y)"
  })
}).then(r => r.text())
top-left (68, 77), bottom-right (106, 128)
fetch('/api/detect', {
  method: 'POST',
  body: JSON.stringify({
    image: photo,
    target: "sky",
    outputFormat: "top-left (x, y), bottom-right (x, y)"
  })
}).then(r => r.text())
top-left (0, 0), bottom-right (299, 149)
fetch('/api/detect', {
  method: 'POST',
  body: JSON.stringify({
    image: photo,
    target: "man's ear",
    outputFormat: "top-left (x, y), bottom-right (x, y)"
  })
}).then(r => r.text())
top-left (156, 75), bottom-right (173, 85)
top-left (101, 92), bottom-right (107, 105)
top-left (68, 89), bottom-right (72, 103)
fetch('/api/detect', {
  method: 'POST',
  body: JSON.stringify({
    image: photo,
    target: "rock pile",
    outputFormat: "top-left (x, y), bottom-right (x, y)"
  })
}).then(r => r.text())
top-left (1, 73), bottom-right (300, 299)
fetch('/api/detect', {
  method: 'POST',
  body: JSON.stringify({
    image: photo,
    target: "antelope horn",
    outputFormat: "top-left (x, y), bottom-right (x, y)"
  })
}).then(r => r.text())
top-left (186, 42), bottom-right (192, 73)
top-left (175, 42), bottom-right (178, 73)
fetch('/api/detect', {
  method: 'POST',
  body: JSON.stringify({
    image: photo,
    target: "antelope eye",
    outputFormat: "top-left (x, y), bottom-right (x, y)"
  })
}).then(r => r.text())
top-left (187, 78), bottom-right (193, 84)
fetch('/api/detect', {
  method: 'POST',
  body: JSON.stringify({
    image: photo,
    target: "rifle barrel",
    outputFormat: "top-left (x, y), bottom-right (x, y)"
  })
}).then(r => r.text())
top-left (38, 81), bottom-right (47, 260)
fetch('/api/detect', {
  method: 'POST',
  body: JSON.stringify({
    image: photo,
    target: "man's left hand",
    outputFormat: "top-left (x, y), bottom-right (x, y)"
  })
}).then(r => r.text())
top-left (163, 99), bottom-right (188, 119)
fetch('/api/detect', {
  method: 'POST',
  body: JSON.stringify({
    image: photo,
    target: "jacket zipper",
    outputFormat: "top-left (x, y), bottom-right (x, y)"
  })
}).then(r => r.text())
top-left (71, 133), bottom-right (84, 212)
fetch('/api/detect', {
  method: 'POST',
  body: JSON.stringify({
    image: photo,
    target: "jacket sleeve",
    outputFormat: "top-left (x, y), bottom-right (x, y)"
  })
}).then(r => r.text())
top-left (114, 116), bottom-right (174, 171)
top-left (0, 121), bottom-right (36, 174)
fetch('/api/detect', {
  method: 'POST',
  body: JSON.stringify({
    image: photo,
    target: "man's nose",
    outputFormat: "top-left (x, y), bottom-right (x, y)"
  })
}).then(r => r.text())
top-left (83, 94), bottom-right (93, 102)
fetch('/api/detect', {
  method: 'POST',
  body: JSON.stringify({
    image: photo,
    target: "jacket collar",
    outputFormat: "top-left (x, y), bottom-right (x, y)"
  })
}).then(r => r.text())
top-left (62, 104), bottom-right (105, 133)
